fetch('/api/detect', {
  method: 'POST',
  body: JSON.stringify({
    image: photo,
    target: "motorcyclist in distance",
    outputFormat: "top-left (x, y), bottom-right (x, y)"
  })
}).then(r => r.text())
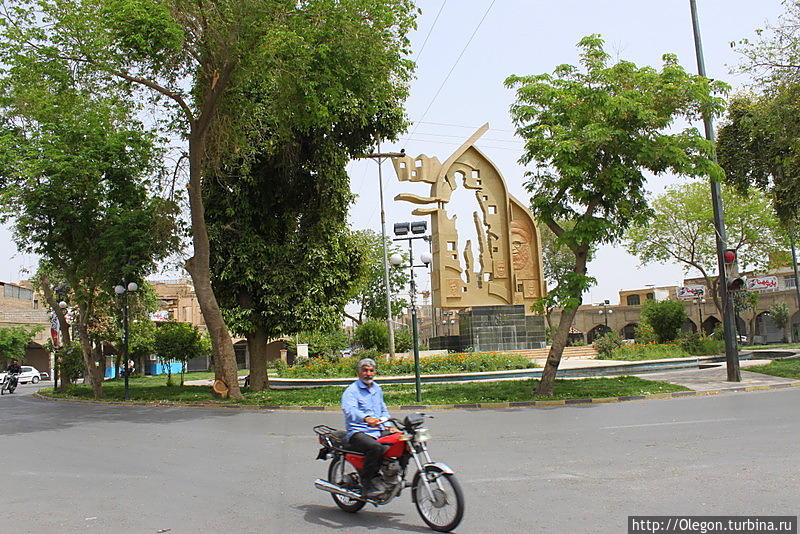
top-left (6, 359), bottom-right (22, 389)
top-left (341, 357), bottom-right (398, 498)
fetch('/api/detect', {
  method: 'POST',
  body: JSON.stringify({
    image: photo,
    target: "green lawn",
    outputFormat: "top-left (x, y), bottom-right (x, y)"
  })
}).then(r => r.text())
top-left (745, 343), bottom-right (800, 350)
top-left (40, 375), bottom-right (689, 405)
top-left (745, 358), bottom-right (800, 380)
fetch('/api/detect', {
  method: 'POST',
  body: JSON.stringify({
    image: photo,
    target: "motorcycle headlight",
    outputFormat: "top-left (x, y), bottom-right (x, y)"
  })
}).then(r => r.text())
top-left (413, 428), bottom-right (430, 442)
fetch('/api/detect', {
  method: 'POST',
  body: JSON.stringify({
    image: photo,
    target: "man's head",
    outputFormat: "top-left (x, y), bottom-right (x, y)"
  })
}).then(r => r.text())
top-left (356, 358), bottom-right (377, 385)
top-left (10, 359), bottom-right (17, 364)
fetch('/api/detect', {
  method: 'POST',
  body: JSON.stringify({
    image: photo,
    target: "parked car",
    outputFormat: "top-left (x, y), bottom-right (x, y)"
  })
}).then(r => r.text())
top-left (10, 366), bottom-right (42, 384)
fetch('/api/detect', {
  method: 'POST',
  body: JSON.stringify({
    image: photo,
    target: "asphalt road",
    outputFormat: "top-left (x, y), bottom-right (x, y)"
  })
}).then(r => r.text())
top-left (1, 383), bottom-right (798, 534)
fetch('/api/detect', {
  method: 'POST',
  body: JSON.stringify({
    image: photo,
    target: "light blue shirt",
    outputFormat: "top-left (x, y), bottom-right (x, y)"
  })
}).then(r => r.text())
top-left (342, 379), bottom-right (390, 439)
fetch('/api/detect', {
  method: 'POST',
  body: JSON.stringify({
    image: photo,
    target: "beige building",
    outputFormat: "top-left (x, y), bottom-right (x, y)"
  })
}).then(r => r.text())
top-left (0, 281), bottom-right (51, 373)
top-left (551, 267), bottom-right (800, 345)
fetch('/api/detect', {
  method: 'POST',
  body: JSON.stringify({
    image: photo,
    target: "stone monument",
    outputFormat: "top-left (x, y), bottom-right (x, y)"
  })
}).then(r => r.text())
top-left (392, 124), bottom-right (546, 351)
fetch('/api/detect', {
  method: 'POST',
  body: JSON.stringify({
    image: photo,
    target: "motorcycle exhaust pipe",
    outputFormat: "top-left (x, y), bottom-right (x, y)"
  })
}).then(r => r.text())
top-left (314, 479), bottom-right (367, 501)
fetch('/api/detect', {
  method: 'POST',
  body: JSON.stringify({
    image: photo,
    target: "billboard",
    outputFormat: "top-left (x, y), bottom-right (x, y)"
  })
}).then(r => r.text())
top-left (746, 276), bottom-right (778, 292)
top-left (677, 286), bottom-right (706, 299)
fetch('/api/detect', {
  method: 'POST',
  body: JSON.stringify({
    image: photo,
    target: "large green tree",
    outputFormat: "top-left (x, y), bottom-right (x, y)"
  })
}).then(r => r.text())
top-left (0, 0), bottom-right (416, 398)
top-left (0, 80), bottom-right (180, 397)
top-left (505, 35), bottom-right (726, 396)
top-left (624, 181), bottom-right (786, 315)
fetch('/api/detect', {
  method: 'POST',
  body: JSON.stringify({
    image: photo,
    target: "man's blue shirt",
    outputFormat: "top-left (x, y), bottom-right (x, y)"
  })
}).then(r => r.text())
top-left (342, 379), bottom-right (390, 439)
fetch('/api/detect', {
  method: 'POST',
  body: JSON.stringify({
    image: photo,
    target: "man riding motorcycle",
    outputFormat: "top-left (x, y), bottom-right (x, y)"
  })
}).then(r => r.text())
top-left (341, 357), bottom-right (398, 497)
top-left (5, 359), bottom-right (22, 389)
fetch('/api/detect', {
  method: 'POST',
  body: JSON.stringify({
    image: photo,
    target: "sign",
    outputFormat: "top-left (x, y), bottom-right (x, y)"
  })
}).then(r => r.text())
top-left (677, 286), bottom-right (706, 299)
top-left (50, 311), bottom-right (61, 347)
top-left (746, 276), bottom-right (778, 292)
top-left (150, 309), bottom-right (171, 322)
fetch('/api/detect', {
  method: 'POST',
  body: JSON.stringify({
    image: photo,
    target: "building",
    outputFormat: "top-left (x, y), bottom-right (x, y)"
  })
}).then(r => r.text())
top-left (551, 267), bottom-right (800, 346)
top-left (0, 281), bottom-right (52, 374)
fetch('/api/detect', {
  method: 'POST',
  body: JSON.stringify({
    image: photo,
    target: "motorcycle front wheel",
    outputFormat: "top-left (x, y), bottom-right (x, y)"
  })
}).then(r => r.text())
top-left (412, 466), bottom-right (464, 532)
top-left (327, 455), bottom-right (366, 513)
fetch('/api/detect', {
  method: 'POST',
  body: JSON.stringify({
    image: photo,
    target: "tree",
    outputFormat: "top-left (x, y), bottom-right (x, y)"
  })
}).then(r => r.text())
top-left (347, 230), bottom-right (410, 324)
top-left (733, 290), bottom-right (760, 344)
top-left (768, 301), bottom-right (791, 342)
top-left (639, 300), bottom-right (687, 344)
top-left (734, 1), bottom-right (800, 85)
top-left (624, 181), bottom-right (786, 315)
top-left (0, 79), bottom-right (180, 398)
top-left (505, 35), bottom-right (726, 396)
top-left (0, 326), bottom-right (41, 365)
top-left (153, 322), bottom-right (209, 386)
top-left (355, 320), bottom-right (389, 352)
top-left (0, 0), bottom-right (416, 399)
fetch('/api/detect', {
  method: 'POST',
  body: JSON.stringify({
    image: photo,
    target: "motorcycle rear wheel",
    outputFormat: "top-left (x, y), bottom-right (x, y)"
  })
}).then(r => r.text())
top-left (327, 455), bottom-right (366, 513)
top-left (412, 466), bottom-right (464, 532)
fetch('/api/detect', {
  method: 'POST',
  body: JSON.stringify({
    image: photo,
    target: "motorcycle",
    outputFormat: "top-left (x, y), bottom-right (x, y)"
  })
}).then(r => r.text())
top-left (0, 373), bottom-right (19, 395)
top-left (313, 413), bottom-right (464, 532)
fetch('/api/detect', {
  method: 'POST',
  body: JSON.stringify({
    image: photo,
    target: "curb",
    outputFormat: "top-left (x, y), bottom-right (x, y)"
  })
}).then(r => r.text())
top-left (32, 380), bottom-right (800, 412)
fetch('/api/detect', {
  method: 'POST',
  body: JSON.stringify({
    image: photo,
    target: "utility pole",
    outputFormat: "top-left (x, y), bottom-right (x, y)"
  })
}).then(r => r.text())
top-left (689, 0), bottom-right (741, 381)
top-left (356, 145), bottom-right (406, 360)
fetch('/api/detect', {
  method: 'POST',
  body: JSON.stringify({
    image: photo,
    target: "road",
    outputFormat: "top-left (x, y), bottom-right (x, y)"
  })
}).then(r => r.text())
top-left (1, 383), bottom-right (798, 533)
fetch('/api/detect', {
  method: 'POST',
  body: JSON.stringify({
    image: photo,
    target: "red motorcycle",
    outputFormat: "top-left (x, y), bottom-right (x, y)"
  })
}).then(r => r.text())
top-left (313, 413), bottom-right (465, 532)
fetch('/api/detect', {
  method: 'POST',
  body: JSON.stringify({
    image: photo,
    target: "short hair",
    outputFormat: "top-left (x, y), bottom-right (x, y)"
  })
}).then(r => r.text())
top-left (357, 358), bottom-right (376, 371)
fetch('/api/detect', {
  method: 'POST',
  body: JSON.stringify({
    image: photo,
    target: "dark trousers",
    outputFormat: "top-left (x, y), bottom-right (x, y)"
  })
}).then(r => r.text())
top-left (348, 432), bottom-right (387, 484)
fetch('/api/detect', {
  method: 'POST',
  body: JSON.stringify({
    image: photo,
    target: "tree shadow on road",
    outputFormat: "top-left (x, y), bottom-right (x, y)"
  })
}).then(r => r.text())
top-left (295, 503), bottom-right (430, 532)
top-left (0, 393), bottom-right (248, 437)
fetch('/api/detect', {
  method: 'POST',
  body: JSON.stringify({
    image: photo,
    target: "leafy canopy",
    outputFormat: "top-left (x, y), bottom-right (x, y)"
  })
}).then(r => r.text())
top-left (506, 35), bottom-right (727, 310)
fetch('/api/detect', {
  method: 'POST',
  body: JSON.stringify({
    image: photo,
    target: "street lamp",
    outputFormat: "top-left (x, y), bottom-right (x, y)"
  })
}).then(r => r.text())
top-left (54, 299), bottom-right (68, 389)
top-left (114, 281), bottom-right (138, 400)
top-left (694, 297), bottom-right (706, 334)
top-left (598, 300), bottom-right (613, 330)
top-left (390, 220), bottom-right (431, 402)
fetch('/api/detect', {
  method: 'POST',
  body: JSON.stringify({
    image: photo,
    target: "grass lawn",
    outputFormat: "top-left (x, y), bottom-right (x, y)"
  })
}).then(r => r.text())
top-left (745, 343), bottom-right (800, 350)
top-left (40, 375), bottom-right (689, 405)
top-left (745, 358), bottom-right (800, 380)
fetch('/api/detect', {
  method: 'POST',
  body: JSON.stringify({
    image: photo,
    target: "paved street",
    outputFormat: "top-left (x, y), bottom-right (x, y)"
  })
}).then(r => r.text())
top-left (1, 383), bottom-right (798, 534)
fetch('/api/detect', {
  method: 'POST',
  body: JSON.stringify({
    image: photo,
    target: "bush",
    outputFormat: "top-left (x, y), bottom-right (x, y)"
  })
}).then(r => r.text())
top-left (610, 342), bottom-right (690, 360)
top-left (290, 329), bottom-right (350, 360)
top-left (640, 300), bottom-right (687, 343)
top-left (276, 351), bottom-right (536, 378)
top-left (355, 320), bottom-right (388, 351)
top-left (56, 342), bottom-right (84, 383)
top-left (394, 328), bottom-right (413, 352)
top-left (634, 321), bottom-right (657, 344)
top-left (678, 332), bottom-right (725, 356)
top-left (593, 331), bottom-right (624, 358)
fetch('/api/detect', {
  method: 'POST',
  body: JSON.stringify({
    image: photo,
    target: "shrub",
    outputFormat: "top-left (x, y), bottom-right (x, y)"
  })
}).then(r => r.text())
top-left (678, 332), bottom-right (724, 356)
top-left (593, 331), bottom-right (624, 358)
top-left (394, 328), bottom-right (413, 352)
top-left (56, 342), bottom-right (84, 383)
top-left (634, 320), bottom-right (657, 344)
top-left (276, 351), bottom-right (536, 378)
top-left (610, 342), bottom-right (690, 361)
top-left (355, 320), bottom-right (388, 351)
top-left (640, 300), bottom-right (687, 343)
top-left (290, 329), bottom-right (350, 360)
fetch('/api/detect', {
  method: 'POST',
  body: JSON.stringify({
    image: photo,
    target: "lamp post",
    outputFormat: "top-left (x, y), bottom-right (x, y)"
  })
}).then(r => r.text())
top-left (356, 145), bottom-right (407, 360)
top-left (694, 297), bottom-right (706, 334)
top-left (114, 282), bottom-right (139, 400)
top-left (390, 220), bottom-right (431, 402)
top-left (598, 300), bottom-right (613, 332)
top-left (54, 299), bottom-right (68, 389)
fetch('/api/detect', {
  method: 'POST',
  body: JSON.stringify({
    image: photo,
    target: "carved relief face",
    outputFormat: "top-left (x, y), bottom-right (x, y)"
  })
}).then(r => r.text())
top-left (511, 229), bottom-right (530, 271)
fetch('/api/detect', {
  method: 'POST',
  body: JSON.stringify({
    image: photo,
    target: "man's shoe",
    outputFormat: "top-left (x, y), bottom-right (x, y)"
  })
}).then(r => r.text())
top-left (361, 478), bottom-right (386, 498)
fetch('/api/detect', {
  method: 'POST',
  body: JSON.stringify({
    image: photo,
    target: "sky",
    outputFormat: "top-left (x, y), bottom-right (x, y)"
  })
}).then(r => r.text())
top-left (0, 0), bottom-right (787, 305)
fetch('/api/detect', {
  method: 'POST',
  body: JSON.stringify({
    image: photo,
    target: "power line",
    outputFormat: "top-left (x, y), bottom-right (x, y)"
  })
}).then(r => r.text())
top-left (414, 0), bottom-right (448, 62)
top-left (399, 130), bottom-right (523, 144)
top-left (413, 120), bottom-right (516, 133)
top-left (404, 0), bottom-right (498, 150)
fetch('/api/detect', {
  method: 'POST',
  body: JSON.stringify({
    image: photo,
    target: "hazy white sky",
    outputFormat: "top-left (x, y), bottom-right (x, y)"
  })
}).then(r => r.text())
top-left (0, 0), bottom-right (786, 305)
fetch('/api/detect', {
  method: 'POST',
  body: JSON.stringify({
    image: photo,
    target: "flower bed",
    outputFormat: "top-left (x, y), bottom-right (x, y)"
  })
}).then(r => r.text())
top-left (276, 351), bottom-right (536, 378)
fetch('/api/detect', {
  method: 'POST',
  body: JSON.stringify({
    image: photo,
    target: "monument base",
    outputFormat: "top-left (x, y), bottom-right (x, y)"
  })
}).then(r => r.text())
top-left (431, 305), bottom-right (546, 352)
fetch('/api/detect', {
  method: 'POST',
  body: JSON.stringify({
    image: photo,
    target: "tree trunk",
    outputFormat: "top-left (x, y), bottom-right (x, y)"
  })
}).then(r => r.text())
top-left (535, 304), bottom-right (581, 397)
top-left (535, 250), bottom-right (588, 397)
top-left (246, 325), bottom-right (269, 391)
top-left (184, 132), bottom-right (242, 399)
top-left (39, 274), bottom-right (72, 392)
top-left (74, 309), bottom-right (102, 398)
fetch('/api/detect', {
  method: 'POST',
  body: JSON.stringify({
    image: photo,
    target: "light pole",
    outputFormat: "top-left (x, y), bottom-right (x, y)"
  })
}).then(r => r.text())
top-left (356, 145), bottom-right (406, 360)
top-left (54, 299), bottom-right (68, 389)
top-left (598, 300), bottom-right (613, 332)
top-left (114, 282), bottom-right (139, 400)
top-left (694, 297), bottom-right (706, 334)
top-left (390, 220), bottom-right (431, 402)
top-left (689, 0), bottom-right (740, 381)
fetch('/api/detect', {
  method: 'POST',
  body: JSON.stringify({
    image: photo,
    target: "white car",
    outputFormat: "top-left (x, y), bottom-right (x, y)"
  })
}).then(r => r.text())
top-left (0, 366), bottom-right (43, 384)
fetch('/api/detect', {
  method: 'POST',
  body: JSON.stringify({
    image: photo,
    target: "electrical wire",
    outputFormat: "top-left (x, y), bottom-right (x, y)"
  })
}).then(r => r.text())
top-left (403, 0), bottom-right (498, 151)
top-left (414, 0), bottom-right (448, 62)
